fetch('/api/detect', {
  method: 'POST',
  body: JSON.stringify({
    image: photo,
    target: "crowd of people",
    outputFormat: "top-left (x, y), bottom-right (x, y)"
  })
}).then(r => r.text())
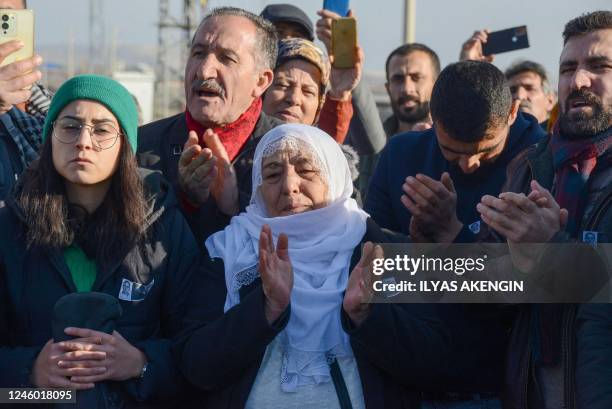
top-left (0, 1), bottom-right (610, 408)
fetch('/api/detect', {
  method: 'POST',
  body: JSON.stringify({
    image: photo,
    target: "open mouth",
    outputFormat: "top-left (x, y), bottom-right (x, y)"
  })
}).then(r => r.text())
top-left (197, 89), bottom-right (221, 98)
top-left (569, 99), bottom-right (591, 109)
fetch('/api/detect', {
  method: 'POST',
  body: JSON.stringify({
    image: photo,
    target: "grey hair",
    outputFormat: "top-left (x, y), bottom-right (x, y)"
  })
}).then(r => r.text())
top-left (505, 60), bottom-right (553, 94)
top-left (195, 7), bottom-right (278, 70)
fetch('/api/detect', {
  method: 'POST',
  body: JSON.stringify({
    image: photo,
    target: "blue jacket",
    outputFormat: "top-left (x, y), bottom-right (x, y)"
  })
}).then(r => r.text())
top-left (364, 112), bottom-right (545, 241)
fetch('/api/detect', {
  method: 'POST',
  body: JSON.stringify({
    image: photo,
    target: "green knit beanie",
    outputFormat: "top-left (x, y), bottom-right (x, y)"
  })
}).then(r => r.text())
top-left (42, 75), bottom-right (139, 152)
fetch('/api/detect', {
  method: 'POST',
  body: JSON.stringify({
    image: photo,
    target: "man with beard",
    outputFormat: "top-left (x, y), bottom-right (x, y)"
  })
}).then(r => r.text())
top-left (358, 43), bottom-right (439, 198)
top-left (365, 60), bottom-right (545, 243)
top-left (476, 10), bottom-right (612, 408)
top-left (137, 7), bottom-right (282, 242)
top-left (505, 60), bottom-right (556, 129)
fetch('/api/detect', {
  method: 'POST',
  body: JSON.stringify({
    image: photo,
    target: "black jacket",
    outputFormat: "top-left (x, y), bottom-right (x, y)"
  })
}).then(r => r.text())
top-left (500, 135), bottom-right (612, 409)
top-left (0, 169), bottom-right (200, 408)
top-left (136, 111), bottom-right (283, 244)
top-left (174, 218), bottom-right (454, 409)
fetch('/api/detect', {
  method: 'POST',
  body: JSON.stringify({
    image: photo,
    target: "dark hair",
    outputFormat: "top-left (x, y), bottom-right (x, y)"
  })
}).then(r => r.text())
top-left (563, 10), bottom-right (612, 44)
top-left (430, 61), bottom-right (512, 142)
top-left (197, 7), bottom-right (278, 69)
top-left (17, 135), bottom-right (147, 264)
top-left (385, 43), bottom-right (440, 80)
top-left (504, 60), bottom-right (552, 94)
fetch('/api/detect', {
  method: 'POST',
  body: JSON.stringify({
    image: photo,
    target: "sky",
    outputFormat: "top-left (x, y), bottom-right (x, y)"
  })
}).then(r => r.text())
top-left (30, 0), bottom-right (611, 87)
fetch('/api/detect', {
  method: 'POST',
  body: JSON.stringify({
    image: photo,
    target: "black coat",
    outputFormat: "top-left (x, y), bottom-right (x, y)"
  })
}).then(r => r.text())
top-left (500, 137), bottom-right (612, 409)
top-left (174, 218), bottom-right (456, 409)
top-left (0, 169), bottom-right (200, 409)
top-left (136, 111), bottom-right (283, 244)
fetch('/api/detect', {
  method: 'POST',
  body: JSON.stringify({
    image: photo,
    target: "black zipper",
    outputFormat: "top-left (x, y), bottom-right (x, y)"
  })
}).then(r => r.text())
top-left (563, 306), bottom-right (577, 409)
top-left (584, 191), bottom-right (612, 231)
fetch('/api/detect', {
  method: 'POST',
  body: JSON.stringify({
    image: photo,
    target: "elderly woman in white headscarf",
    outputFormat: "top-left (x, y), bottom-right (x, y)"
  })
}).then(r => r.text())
top-left (175, 124), bottom-right (449, 409)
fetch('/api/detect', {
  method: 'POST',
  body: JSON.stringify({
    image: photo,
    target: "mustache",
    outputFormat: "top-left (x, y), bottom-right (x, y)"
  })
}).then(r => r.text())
top-left (518, 99), bottom-right (532, 110)
top-left (191, 79), bottom-right (226, 98)
top-left (564, 89), bottom-right (602, 111)
top-left (396, 94), bottom-right (420, 105)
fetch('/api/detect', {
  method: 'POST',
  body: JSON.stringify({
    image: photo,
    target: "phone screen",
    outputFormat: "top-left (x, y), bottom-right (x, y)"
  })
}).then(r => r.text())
top-left (482, 26), bottom-right (529, 56)
top-left (323, 0), bottom-right (349, 17)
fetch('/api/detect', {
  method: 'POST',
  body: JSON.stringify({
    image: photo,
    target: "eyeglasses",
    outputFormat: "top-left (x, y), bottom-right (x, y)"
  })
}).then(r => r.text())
top-left (52, 118), bottom-right (122, 150)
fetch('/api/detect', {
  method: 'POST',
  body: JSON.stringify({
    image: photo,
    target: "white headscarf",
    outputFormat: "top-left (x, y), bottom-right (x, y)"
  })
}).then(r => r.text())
top-left (205, 124), bottom-right (369, 392)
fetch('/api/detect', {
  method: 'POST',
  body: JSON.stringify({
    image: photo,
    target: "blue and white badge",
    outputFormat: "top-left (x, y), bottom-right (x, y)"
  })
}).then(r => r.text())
top-left (582, 231), bottom-right (598, 246)
top-left (118, 278), bottom-right (155, 301)
top-left (468, 220), bottom-right (481, 234)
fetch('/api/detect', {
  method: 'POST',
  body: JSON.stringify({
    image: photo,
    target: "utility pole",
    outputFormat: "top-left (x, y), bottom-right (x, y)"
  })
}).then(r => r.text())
top-left (403, 0), bottom-right (416, 44)
top-left (154, 0), bottom-right (201, 119)
top-left (89, 0), bottom-right (106, 74)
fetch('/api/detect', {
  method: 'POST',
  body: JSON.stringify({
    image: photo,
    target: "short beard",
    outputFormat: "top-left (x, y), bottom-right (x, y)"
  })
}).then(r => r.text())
top-left (392, 99), bottom-right (431, 124)
top-left (559, 90), bottom-right (612, 140)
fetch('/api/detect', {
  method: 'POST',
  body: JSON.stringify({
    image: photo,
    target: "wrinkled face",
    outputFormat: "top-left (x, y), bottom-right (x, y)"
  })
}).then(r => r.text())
top-left (263, 59), bottom-right (322, 125)
top-left (558, 29), bottom-right (612, 139)
top-left (185, 15), bottom-right (272, 126)
top-left (260, 149), bottom-right (328, 217)
top-left (436, 120), bottom-right (511, 174)
top-left (52, 100), bottom-right (122, 186)
top-left (386, 50), bottom-right (436, 124)
top-left (508, 71), bottom-right (555, 123)
top-left (274, 21), bottom-right (310, 40)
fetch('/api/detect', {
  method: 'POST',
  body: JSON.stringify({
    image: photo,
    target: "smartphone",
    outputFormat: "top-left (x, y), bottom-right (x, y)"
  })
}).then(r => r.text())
top-left (482, 26), bottom-right (529, 56)
top-left (0, 9), bottom-right (34, 67)
top-left (323, 0), bottom-right (349, 17)
top-left (331, 17), bottom-right (357, 69)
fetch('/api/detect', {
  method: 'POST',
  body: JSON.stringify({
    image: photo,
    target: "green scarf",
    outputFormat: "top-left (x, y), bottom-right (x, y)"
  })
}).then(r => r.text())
top-left (63, 245), bottom-right (97, 292)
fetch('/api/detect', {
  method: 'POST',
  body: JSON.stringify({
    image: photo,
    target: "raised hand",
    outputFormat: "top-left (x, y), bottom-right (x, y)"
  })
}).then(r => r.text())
top-left (178, 130), bottom-right (217, 207)
top-left (343, 242), bottom-right (383, 327)
top-left (259, 225), bottom-right (293, 324)
top-left (401, 172), bottom-right (463, 243)
top-left (203, 129), bottom-right (239, 215)
top-left (459, 29), bottom-right (494, 63)
top-left (0, 40), bottom-right (43, 114)
top-left (477, 181), bottom-right (569, 273)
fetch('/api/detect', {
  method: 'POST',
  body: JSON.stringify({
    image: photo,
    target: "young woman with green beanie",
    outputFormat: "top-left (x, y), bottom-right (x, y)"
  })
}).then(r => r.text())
top-left (0, 75), bottom-right (198, 407)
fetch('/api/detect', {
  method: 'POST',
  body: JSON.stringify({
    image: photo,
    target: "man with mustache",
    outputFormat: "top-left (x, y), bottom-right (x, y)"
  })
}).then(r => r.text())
top-left (476, 10), bottom-right (612, 408)
top-left (365, 60), bottom-right (545, 243)
top-left (505, 60), bottom-right (556, 129)
top-left (358, 43), bottom-right (440, 198)
top-left (137, 7), bottom-right (282, 242)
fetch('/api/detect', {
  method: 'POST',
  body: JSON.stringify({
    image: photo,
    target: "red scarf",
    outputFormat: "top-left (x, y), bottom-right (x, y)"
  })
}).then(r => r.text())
top-left (185, 98), bottom-right (262, 161)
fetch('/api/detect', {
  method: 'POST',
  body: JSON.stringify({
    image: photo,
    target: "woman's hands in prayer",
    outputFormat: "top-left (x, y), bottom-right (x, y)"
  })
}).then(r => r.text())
top-left (259, 224), bottom-right (293, 324)
top-left (343, 242), bottom-right (384, 327)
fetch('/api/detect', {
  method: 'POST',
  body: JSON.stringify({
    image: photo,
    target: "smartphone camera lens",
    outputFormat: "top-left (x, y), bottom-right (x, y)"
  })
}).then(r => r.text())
top-left (1, 15), bottom-right (8, 21)
top-left (1, 23), bottom-right (8, 30)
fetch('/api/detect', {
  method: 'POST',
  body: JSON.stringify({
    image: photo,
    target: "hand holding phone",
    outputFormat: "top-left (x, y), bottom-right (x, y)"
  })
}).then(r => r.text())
top-left (331, 17), bottom-right (357, 69)
top-left (0, 9), bottom-right (34, 67)
top-left (0, 9), bottom-right (42, 113)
